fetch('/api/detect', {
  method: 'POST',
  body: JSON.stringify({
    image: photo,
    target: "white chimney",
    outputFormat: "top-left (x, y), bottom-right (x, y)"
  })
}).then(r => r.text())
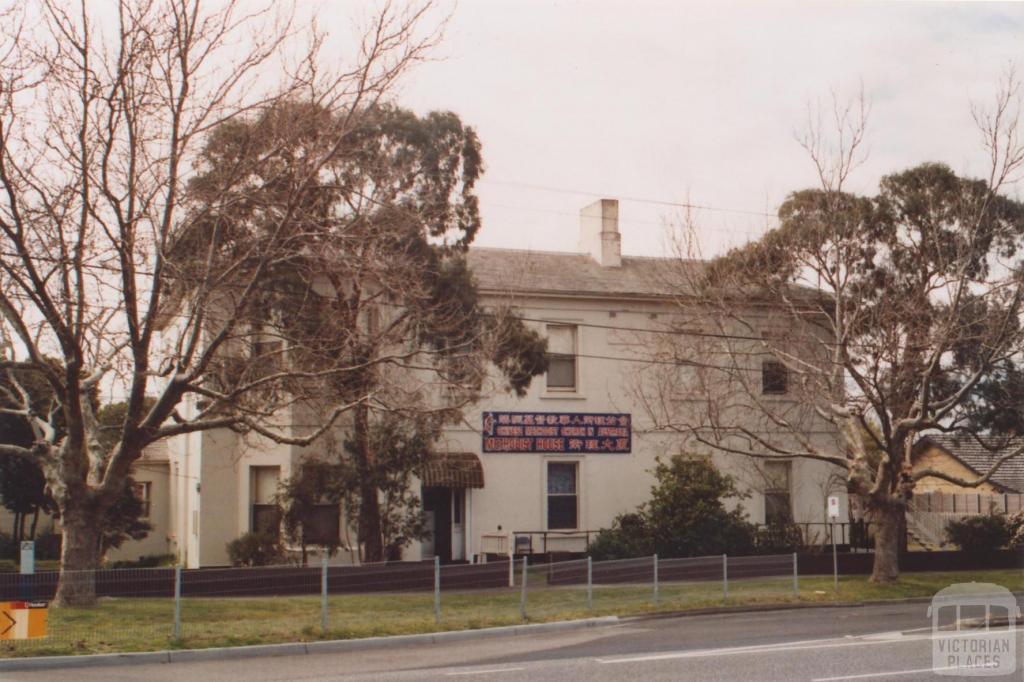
top-left (579, 199), bottom-right (621, 267)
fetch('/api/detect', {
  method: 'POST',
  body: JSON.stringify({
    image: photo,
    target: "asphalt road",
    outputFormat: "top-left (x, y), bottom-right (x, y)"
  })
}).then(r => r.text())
top-left (6, 602), bottom-right (1022, 681)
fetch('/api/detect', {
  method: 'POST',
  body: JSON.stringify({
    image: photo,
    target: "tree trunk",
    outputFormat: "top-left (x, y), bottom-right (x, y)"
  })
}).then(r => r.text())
top-left (359, 484), bottom-right (383, 562)
top-left (53, 512), bottom-right (104, 607)
top-left (354, 400), bottom-right (385, 563)
top-left (869, 504), bottom-right (903, 584)
top-left (29, 508), bottom-right (39, 540)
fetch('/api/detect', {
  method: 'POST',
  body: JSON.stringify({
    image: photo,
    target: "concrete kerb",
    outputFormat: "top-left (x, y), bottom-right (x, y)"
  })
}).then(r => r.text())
top-left (0, 616), bottom-right (620, 672)
top-left (619, 596), bottom-right (941, 623)
top-left (620, 592), bottom-right (1024, 624)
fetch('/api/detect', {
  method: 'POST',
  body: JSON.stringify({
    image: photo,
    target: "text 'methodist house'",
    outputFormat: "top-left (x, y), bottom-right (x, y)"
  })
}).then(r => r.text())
top-left (115, 199), bottom-right (846, 567)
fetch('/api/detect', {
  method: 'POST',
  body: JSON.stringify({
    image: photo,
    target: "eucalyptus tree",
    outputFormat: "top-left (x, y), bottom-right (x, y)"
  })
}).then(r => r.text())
top-left (189, 101), bottom-right (547, 562)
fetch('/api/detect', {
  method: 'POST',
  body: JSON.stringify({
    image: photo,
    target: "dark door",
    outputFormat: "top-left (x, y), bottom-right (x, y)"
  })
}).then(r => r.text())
top-left (422, 486), bottom-right (452, 562)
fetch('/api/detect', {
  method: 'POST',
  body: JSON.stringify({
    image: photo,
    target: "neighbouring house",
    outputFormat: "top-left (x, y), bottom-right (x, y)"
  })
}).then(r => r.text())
top-left (0, 441), bottom-right (171, 563)
top-left (105, 441), bottom-right (173, 563)
top-left (913, 435), bottom-right (1024, 494)
top-left (905, 435), bottom-right (1024, 550)
top-left (107, 199), bottom-right (846, 567)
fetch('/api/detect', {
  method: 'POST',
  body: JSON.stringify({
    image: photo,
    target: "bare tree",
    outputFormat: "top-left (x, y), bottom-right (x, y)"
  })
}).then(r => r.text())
top-left (638, 74), bottom-right (1024, 583)
top-left (0, 0), bottom-right (447, 605)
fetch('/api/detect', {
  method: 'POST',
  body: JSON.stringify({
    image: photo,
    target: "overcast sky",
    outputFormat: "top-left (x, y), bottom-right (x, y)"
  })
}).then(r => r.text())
top-left (332, 1), bottom-right (1024, 258)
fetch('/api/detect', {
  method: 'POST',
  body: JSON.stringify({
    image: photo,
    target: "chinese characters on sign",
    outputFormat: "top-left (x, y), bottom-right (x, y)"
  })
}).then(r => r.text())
top-left (482, 412), bottom-right (631, 453)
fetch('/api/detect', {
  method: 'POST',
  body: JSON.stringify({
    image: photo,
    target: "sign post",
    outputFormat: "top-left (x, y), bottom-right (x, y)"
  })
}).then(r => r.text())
top-left (828, 495), bottom-right (840, 591)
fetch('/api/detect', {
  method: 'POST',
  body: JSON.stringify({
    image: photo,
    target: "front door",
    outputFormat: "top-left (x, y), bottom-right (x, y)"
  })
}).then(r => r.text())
top-left (451, 489), bottom-right (465, 561)
top-left (422, 486), bottom-right (451, 562)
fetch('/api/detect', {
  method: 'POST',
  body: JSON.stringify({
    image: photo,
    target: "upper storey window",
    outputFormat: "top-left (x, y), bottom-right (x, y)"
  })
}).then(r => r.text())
top-left (545, 324), bottom-right (578, 392)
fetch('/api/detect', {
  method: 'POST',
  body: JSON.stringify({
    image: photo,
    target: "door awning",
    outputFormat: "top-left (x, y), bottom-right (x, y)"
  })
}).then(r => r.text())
top-left (422, 452), bottom-right (484, 489)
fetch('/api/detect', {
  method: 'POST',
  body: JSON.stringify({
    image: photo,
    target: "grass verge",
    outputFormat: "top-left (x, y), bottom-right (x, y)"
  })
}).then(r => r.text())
top-left (1, 568), bottom-right (1020, 658)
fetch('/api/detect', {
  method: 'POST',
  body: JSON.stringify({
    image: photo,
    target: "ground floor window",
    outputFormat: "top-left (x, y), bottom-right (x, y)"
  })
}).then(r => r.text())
top-left (251, 465), bottom-right (281, 536)
top-left (763, 460), bottom-right (792, 524)
top-left (547, 461), bottom-right (578, 529)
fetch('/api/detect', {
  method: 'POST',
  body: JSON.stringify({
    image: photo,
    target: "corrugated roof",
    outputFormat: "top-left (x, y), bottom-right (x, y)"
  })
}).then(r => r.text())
top-left (421, 452), bottom-right (484, 489)
top-left (467, 248), bottom-right (702, 299)
top-left (919, 434), bottom-right (1024, 493)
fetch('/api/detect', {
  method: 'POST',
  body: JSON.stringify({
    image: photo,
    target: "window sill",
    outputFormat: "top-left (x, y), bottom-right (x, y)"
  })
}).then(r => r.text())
top-left (540, 392), bottom-right (587, 400)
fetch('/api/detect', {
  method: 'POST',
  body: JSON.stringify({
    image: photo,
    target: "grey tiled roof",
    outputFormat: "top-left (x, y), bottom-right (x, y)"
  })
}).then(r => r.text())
top-left (921, 434), bottom-right (1024, 493)
top-left (467, 248), bottom-right (702, 299)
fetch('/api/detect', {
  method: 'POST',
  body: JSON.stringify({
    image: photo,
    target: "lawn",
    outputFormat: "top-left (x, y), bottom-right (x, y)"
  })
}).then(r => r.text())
top-left (1, 568), bottom-right (1020, 658)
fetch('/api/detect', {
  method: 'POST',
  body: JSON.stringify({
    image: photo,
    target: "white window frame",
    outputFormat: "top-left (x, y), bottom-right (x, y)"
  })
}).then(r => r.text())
top-left (132, 481), bottom-right (152, 519)
top-left (544, 459), bottom-right (582, 531)
top-left (763, 460), bottom-right (793, 524)
top-left (544, 323), bottom-right (580, 395)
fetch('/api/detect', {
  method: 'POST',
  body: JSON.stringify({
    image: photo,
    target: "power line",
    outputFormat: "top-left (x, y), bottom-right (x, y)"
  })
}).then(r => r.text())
top-left (0, 248), bottom-right (816, 349)
top-left (0, 245), bottom-right (967, 360)
top-left (479, 179), bottom-right (778, 219)
top-left (479, 200), bottom-right (770, 237)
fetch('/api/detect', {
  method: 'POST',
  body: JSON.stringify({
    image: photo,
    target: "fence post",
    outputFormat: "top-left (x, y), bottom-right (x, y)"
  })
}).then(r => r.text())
top-left (832, 523), bottom-right (839, 592)
top-left (173, 565), bottom-right (182, 640)
top-left (519, 556), bottom-right (528, 621)
top-left (508, 539), bottom-right (514, 588)
top-left (722, 554), bottom-right (728, 603)
top-left (653, 554), bottom-right (659, 606)
top-left (586, 556), bottom-right (593, 609)
top-left (321, 553), bottom-right (329, 634)
top-left (792, 552), bottom-right (798, 595)
top-left (434, 555), bottom-right (441, 624)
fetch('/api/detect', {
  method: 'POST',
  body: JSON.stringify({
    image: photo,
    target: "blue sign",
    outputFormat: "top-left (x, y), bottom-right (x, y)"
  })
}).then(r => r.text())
top-left (482, 412), bottom-right (631, 453)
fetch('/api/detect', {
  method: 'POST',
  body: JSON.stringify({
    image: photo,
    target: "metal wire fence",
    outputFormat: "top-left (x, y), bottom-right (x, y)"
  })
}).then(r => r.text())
top-left (0, 552), bottom-right (803, 657)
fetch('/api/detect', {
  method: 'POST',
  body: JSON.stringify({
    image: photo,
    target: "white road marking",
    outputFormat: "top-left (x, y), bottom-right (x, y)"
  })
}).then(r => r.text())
top-left (595, 632), bottom-right (937, 664)
top-left (812, 665), bottom-right (961, 681)
top-left (858, 630), bottom-right (905, 640)
top-left (445, 667), bottom-right (525, 676)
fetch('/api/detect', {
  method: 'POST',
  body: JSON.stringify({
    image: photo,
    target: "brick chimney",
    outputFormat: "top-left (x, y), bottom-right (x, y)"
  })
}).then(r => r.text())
top-left (579, 199), bottom-right (621, 267)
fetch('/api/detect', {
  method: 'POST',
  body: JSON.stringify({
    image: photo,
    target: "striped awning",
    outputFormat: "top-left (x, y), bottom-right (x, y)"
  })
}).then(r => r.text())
top-left (422, 452), bottom-right (484, 489)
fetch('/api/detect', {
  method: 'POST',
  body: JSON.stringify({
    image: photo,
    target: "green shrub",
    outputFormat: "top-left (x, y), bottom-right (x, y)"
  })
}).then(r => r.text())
top-left (945, 514), bottom-right (1010, 551)
top-left (754, 522), bottom-right (805, 553)
top-left (644, 456), bottom-right (756, 557)
top-left (108, 553), bottom-right (177, 569)
top-left (587, 456), bottom-right (756, 560)
top-left (226, 531), bottom-right (285, 567)
top-left (1006, 510), bottom-right (1024, 550)
top-left (0, 532), bottom-right (15, 560)
top-left (588, 513), bottom-right (653, 561)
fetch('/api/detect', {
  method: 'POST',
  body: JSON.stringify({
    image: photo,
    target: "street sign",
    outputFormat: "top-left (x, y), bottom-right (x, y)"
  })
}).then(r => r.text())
top-left (0, 601), bottom-right (47, 640)
top-left (827, 495), bottom-right (840, 521)
top-left (19, 541), bottom-right (34, 575)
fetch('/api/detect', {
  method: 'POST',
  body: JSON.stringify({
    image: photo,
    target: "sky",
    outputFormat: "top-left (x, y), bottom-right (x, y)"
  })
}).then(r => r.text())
top-left (324, 0), bottom-right (1024, 259)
